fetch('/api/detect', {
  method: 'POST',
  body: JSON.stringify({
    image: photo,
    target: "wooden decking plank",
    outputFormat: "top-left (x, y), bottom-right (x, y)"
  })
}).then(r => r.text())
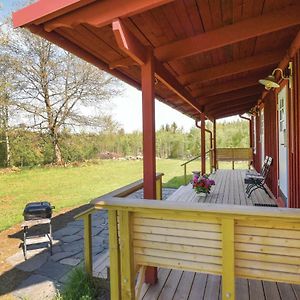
top-left (236, 278), bottom-right (250, 300)
top-left (292, 284), bottom-right (300, 299)
top-left (248, 279), bottom-right (265, 300)
top-left (263, 281), bottom-right (281, 300)
top-left (203, 275), bottom-right (221, 300)
top-left (173, 271), bottom-right (195, 300)
top-left (236, 170), bottom-right (245, 205)
top-left (188, 273), bottom-right (208, 300)
top-left (158, 269), bottom-right (183, 300)
top-left (142, 268), bottom-right (171, 300)
top-left (277, 282), bottom-right (297, 300)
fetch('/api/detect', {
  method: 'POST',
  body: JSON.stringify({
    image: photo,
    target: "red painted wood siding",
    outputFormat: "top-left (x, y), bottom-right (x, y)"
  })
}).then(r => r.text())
top-left (288, 49), bottom-right (300, 208)
top-left (263, 92), bottom-right (278, 198)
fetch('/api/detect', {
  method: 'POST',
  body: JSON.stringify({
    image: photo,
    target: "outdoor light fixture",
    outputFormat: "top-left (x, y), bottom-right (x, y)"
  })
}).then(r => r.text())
top-left (259, 62), bottom-right (293, 90)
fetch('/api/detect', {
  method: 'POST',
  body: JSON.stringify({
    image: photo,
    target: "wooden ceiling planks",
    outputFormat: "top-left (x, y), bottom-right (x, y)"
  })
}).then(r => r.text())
top-left (14, 0), bottom-right (300, 120)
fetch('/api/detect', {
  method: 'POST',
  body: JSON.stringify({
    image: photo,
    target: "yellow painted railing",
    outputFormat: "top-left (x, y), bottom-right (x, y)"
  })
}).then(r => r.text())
top-left (93, 197), bottom-right (300, 300)
top-left (75, 173), bottom-right (163, 277)
top-left (216, 147), bottom-right (253, 169)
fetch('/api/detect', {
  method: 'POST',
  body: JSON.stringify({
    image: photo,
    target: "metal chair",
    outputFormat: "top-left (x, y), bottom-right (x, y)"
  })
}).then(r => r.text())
top-left (244, 157), bottom-right (273, 198)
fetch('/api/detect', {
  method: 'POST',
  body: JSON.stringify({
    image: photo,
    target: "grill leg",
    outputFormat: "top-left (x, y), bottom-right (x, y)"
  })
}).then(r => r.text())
top-left (49, 221), bottom-right (53, 255)
top-left (23, 226), bottom-right (28, 260)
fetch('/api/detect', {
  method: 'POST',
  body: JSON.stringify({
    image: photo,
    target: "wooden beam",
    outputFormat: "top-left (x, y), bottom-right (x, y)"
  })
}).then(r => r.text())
top-left (211, 103), bottom-right (255, 119)
top-left (112, 18), bottom-right (202, 113)
top-left (155, 4), bottom-right (300, 61)
top-left (201, 113), bottom-right (206, 175)
top-left (13, 0), bottom-right (95, 28)
top-left (44, 0), bottom-right (174, 32)
top-left (201, 86), bottom-right (263, 106)
top-left (215, 108), bottom-right (252, 119)
top-left (213, 119), bottom-right (217, 170)
top-left (141, 48), bottom-right (157, 285)
top-left (192, 73), bottom-right (267, 98)
top-left (204, 95), bottom-right (260, 113)
top-left (207, 105), bottom-right (255, 120)
top-left (178, 50), bottom-right (283, 87)
top-left (109, 57), bottom-right (138, 70)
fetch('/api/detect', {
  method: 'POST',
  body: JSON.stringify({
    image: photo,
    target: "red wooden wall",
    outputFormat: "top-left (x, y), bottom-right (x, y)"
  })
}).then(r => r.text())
top-left (252, 49), bottom-right (300, 207)
top-left (263, 92), bottom-right (278, 198)
top-left (288, 49), bottom-right (300, 208)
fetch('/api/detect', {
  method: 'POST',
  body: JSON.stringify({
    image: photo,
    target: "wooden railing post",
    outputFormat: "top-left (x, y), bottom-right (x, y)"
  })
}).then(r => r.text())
top-left (156, 175), bottom-right (163, 200)
top-left (210, 150), bottom-right (213, 173)
top-left (119, 211), bottom-right (135, 299)
top-left (222, 218), bottom-right (235, 300)
top-left (184, 164), bottom-right (187, 185)
top-left (108, 210), bottom-right (121, 300)
top-left (83, 213), bottom-right (92, 275)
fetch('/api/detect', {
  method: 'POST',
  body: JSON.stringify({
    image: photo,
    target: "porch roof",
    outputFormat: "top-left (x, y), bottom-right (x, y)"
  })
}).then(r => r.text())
top-left (13, 0), bottom-right (300, 120)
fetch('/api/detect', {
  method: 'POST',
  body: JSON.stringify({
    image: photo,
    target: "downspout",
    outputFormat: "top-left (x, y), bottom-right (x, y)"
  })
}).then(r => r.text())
top-left (195, 120), bottom-right (213, 149)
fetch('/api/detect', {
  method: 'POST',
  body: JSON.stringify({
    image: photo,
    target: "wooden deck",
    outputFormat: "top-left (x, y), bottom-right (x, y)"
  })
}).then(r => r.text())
top-left (140, 268), bottom-right (300, 300)
top-left (93, 170), bottom-right (295, 299)
top-left (166, 169), bottom-right (277, 206)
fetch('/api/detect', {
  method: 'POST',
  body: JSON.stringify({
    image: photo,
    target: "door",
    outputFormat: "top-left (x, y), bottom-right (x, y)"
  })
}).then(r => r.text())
top-left (260, 109), bottom-right (265, 168)
top-left (278, 85), bottom-right (288, 200)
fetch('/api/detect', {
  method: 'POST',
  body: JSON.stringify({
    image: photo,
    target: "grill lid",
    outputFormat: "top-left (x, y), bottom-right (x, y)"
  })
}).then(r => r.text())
top-left (23, 202), bottom-right (55, 220)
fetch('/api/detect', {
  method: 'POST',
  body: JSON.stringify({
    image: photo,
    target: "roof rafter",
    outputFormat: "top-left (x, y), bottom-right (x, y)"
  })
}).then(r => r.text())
top-left (13, 0), bottom-right (95, 28)
top-left (204, 96), bottom-right (257, 115)
top-left (179, 50), bottom-right (283, 87)
top-left (211, 102), bottom-right (255, 119)
top-left (214, 106), bottom-right (254, 119)
top-left (192, 72), bottom-right (267, 98)
top-left (155, 4), bottom-right (300, 61)
top-left (43, 0), bottom-right (175, 32)
top-left (112, 18), bottom-right (202, 114)
top-left (201, 86), bottom-right (262, 106)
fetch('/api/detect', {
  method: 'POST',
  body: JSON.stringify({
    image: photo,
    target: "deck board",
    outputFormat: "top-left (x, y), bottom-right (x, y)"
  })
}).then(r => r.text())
top-left (166, 169), bottom-right (277, 205)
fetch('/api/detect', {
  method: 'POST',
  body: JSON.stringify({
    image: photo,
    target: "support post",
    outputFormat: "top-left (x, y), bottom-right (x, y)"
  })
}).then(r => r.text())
top-left (201, 113), bottom-right (206, 175)
top-left (119, 211), bottom-right (135, 300)
top-left (108, 210), bottom-right (121, 300)
top-left (213, 119), bottom-right (217, 170)
top-left (142, 47), bottom-right (157, 284)
top-left (249, 118), bottom-right (253, 148)
top-left (83, 214), bottom-right (92, 275)
top-left (156, 175), bottom-right (163, 200)
top-left (222, 218), bottom-right (235, 300)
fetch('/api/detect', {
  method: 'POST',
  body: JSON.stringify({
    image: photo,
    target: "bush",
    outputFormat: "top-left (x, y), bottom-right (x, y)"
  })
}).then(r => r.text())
top-left (56, 268), bottom-right (96, 300)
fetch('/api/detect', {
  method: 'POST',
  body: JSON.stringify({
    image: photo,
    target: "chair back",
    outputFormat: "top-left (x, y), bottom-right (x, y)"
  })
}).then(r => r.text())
top-left (260, 155), bottom-right (269, 177)
top-left (262, 156), bottom-right (273, 182)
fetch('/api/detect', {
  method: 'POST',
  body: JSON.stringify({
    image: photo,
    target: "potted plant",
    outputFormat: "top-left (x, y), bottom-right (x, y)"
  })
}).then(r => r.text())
top-left (192, 174), bottom-right (215, 197)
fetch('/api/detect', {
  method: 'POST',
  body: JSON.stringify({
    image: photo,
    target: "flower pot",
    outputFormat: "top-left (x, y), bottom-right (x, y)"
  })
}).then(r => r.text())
top-left (197, 192), bottom-right (207, 198)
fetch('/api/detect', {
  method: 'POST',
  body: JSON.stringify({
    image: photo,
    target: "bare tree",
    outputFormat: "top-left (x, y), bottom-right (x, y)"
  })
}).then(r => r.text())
top-left (0, 33), bottom-right (15, 167)
top-left (3, 26), bottom-right (123, 164)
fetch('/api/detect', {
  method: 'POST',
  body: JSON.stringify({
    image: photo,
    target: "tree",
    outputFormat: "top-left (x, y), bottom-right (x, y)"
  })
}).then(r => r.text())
top-left (3, 26), bottom-right (123, 164)
top-left (0, 32), bottom-right (15, 167)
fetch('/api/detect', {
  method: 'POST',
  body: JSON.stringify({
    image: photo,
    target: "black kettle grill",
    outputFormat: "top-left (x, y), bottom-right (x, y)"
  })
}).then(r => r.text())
top-left (23, 202), bottom-right (55, 220)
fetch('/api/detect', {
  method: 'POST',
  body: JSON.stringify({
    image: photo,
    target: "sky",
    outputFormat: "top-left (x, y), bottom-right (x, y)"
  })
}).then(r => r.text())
top-left (1, 0), bottom-right (236, 132)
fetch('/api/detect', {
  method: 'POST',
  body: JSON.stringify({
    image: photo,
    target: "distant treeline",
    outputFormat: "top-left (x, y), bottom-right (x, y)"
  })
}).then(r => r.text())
top-left (0, 120), bottom-right (249, 167)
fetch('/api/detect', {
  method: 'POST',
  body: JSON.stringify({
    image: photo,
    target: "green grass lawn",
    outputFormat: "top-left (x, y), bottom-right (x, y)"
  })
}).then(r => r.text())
top-left (0, 159), bottom-right (248, 231)
top-left (0, 159), bottom-right (200, 231)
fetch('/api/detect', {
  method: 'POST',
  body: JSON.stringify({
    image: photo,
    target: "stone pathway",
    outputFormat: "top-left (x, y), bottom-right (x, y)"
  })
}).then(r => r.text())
top-left (6, 188), bottom-right (176, 299)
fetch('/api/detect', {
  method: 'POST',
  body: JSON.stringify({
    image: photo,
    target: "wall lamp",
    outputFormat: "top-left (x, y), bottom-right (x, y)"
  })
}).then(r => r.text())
top-left (259, 62), bottom-right (292, 90)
